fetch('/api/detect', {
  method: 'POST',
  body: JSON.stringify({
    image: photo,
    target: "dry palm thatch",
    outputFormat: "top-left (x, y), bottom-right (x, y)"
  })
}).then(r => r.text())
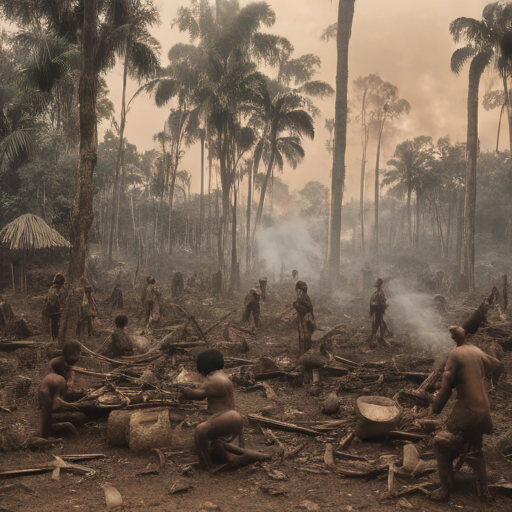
top-left (0, 214), bottom-right (70, 252)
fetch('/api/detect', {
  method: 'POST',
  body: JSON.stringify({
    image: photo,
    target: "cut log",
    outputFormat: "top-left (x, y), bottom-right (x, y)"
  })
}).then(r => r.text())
top-left (402, 444), bottom-right (420, 472)
top-left (247, 415), bottom-right (321, 436)
top-left (0, 341), bottom-right (38, 352)
top-left (324, 443), bottom-right (336, 470)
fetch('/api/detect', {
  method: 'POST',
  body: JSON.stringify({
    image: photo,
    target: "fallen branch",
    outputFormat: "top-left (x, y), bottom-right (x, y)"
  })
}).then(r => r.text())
top-left (0, 340), bottom-right (38, 352)
top-left (0, 457), bottom-right (96, 479)
top-left (247, 415), bottom-right (321, 436)
top-left (168, 303), bottom-right (207, 344)
top-left (204, 309), bottom-right (237, 335)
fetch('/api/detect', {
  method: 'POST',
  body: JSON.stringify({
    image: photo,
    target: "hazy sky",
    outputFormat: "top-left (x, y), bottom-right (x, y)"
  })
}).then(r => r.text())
top-left (103, 0), bottom-right (502, 200)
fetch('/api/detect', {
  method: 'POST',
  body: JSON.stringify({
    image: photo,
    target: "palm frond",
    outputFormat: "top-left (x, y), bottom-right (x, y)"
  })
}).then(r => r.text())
top-left (451, 45), bottom-right (477, 74)
top-left (321, 22), bottom-right (337, 42)
top-left (294, 80), bottom-right (334, 99)
top-left (0, 127), bottom-right (35, 163)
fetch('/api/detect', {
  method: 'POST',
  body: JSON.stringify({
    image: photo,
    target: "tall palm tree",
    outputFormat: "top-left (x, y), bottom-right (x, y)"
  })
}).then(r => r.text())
top-left (250, 85), bottom-right (314, 233)
top-left (448, 2), bottom-right (512, 289)
top-left (107, 0), bottom-right (161, 267)
top-left (383, 136), bottom-right (433, 249)
top-left (327, 0), bottom-right (355, 289)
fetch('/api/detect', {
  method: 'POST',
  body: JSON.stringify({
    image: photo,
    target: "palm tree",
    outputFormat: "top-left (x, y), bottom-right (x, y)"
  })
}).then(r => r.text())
top-left (383, 136), bottom-right (433, 249)
top-left (251, 85), bottom-right (314, 233)
top-left (327, 0), bottom-right (355, 289)
top-left (107, 0), bottom-right (161, 267)
top-left (450, 2), bottom-right (512, 289)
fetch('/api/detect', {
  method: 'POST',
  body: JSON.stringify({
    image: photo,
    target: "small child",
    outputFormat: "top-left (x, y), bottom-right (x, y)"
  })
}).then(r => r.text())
top-left (181, 349), bottom-right (244, 470)
top-left (108, 315), bottom-right (134, 357)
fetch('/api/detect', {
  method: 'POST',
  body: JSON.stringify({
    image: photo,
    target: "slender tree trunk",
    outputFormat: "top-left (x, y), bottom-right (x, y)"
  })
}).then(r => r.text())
top-left (229, 183), bottom-right (240, 294)
top-left (496, 103), bottom-right (505, 153)
top-left (254, 148), bottom-right (275, 233)
top-left (60, 0), bottom-right (98, 344)
top-left (246, 149), bottom-right (260, 271)
top-left (328, 0), bottom-right (355, 288)
top-left (406, 186), bottom-right (412, 248)
top-left (374, 118), bottom-right (384, 261)
top-left (464, 53), bottom-right (491, 290)
top-left (199, 128), bottom-right (205, 250)
top-left (455, 190), bottom-right (464, 290)
top-left (107, 49), bottom-right (129, 268)
top-left (359, 91), bottom-right (369, 253)
top-left (503, 76), bottom-right (512, 154)
top-left (414, 189), bottom-right (421, 249)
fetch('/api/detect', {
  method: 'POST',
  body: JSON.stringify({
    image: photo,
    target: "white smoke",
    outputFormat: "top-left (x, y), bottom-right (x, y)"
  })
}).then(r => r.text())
top-left (387, 278), bottom-right (451, 348)
top-left (254, 218), bottom-right (325, 281)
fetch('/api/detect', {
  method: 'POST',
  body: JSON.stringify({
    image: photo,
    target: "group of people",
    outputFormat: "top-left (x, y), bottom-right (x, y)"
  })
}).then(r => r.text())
top-left (42, 273), bottom-right (97, 341)
top-left (36, 270), bottom-right (505, 503)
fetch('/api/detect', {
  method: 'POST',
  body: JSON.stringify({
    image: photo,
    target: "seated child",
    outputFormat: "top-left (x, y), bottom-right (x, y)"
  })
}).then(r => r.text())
top-left (181, 349), bottom-right (244, 470)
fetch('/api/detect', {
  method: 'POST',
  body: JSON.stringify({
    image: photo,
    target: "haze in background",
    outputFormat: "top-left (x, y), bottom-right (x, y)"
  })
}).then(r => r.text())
top-left (102, 0), bottom-right (501, 199)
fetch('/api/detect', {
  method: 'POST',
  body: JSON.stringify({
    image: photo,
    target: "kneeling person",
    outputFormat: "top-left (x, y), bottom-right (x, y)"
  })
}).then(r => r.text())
top-left (181, 349), bottom-right (243, 470)
top-left (38, 341), bottom-right (85, 438)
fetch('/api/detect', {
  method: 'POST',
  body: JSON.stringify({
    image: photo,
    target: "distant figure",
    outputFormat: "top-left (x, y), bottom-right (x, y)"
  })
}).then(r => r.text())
top-left (242, 289), bottom-right (260, 329)
top-left (171, 271), bottom-right (185, 297)
top-left (292, 270), bottom-right (299, 282)
top-left (258, 278), bottom-right (268, 300)
top-left (369, 278), bottom-right (388, 345)
top-left (109, 282), bottom-right (124, 309)
top-left (43, 273), bottom-right (67, 341)
top-left (211, 270), bottom-right (223, 297)
top-left (78, 286), bottom-right (97, 339)
top-left (294, 281), bottom-right (316, 356)
top-left (431, 326), bottom-right (503, 502)
top-left (141, 277), bottom-right (162, 328)
top-left (361, 262), bottom-right (373, 294)
top-left (108, 315), bottom-right (134, 358)
top-left (38, 340), bottom-right (83, 438)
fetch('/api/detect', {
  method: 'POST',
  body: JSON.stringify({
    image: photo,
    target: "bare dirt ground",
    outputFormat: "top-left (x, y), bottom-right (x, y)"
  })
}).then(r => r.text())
top-left (1, 261), bottom-right (512, 512)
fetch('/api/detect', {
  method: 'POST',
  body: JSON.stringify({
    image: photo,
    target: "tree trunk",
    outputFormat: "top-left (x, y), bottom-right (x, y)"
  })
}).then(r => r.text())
top-left (374, 118), bottom-right (384, 262)
top-left (199, 128), bottom-right (205, 250)
top-left (246, 149), bottom-right (258, 271)
top-left (406, 186), bottom-right (412, 248)
top-left (455, 190), bottom-right (464, 290)
top-left (254, 148), bottom-right (275, 234)
top-left (359, 90), bottom-right (369, 253)
top-left (414, 189), bottom-right (421, 249)
top-left (503, 76), bottom-right (512, 154)
top-left (328, 0), bottom-right (355, 289)
top-left (464, 53), bottom-right (491, 290)
top-left (60, 0), bottom-right (98, 344)
top-left (229, 183), bottom-right (240, 295)
top-left (107, 48), bottom-right (129, 268)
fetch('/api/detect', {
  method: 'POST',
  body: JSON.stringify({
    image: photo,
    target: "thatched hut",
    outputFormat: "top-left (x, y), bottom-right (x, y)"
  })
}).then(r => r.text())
top-left (0, 214), bottom-right (70, 294)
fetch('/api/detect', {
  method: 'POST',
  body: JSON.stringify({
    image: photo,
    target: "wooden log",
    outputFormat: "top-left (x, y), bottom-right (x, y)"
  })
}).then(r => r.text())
top-left (254, 370), bottom-right (287, 381)
top-left (388, 463), bottom-right (395, 496)
top-left (324, 443), bottom-right (336, 470)
top-left (339, 431), bottom-right (355, 450)
top-left (333, 355), bottom-right (360, 368)
top-left (247, 415), bottom-right (321, 436)
top-left (387, 431), bottom-right (426, 442)
top-left (0, 340), bottom-right (38, 352)
top-left (334, 451), bottom-right (368, 462)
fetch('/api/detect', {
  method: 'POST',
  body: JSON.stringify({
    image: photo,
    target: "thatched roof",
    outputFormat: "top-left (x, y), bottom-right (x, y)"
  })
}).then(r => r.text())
top-left (0, 214), bottom-right (71, 251)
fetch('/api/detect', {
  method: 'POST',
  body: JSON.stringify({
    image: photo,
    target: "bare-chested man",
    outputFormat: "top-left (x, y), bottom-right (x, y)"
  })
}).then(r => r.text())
top-left (369, 278), bottom-right (388, 346)
top-left (181, 349), bottom-right (244, 470)
top-left (431, 326), bottom-right (503, 502)
top-left (38, 341), bottom-right (84, 438)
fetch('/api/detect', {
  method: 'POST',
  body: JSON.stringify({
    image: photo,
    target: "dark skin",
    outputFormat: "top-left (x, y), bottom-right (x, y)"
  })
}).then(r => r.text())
top-left (38, 357), bottom-right (79, 438)
top-left (431, 326), bottom-right (503, 502)
top-left (182, 370), bottom-right (244, 470)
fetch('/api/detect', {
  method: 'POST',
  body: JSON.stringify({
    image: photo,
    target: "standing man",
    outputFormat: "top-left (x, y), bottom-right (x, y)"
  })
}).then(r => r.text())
top-left (369, 278), bottom-right (388, 346)
top-left (43, 273), bottom-right (67, 341)
top-left (242, 288), bottom-right (260, 329)
top-left (294, 281), bottom-right (316, 356)
top-left (431, 326), bottom-right (503, 502)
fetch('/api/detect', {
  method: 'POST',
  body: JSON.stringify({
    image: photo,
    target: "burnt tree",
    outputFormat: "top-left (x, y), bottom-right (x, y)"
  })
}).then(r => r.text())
top-left (60, 0), bottom-right (98, 345)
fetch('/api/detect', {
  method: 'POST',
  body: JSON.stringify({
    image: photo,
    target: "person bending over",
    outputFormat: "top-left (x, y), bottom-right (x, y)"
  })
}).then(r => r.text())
top-left (431, 326), bottom-right (503, 502)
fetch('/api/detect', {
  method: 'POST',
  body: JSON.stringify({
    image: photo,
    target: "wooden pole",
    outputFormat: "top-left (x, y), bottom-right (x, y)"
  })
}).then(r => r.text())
top-left (11, 263), bottom-right (15, 294)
